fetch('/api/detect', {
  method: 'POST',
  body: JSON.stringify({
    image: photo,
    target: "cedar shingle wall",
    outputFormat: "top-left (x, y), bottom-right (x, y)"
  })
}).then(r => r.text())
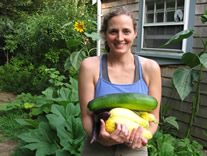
top-left (101, 0), bottom-right (207, 147)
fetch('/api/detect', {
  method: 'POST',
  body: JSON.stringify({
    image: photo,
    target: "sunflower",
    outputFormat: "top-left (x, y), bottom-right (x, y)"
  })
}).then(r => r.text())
top-left (74, 21), bottom-right (85, 32)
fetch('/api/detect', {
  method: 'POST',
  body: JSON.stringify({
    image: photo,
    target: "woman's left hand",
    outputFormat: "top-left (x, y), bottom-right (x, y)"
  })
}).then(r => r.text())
top-left (125, 126), bottom-right (148, 149)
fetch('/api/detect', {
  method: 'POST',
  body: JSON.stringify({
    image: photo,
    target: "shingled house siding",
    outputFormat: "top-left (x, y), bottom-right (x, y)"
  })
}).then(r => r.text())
top-left (101, 0), bottom-right (207, 148)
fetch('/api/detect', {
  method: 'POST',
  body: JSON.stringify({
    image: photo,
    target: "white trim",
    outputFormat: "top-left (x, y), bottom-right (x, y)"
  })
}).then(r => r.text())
top-left (141, 0), bottom-right (189, 53)
top-left (182, 0), bottom-right (190, 52)
top-left (144, 22), bottom-right (184, 27)
top-left (97, 0), bottom-right (102, 56)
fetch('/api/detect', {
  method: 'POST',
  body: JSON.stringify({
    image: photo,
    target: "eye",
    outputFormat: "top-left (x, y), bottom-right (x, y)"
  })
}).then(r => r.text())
top-left (124, 29), bottom-right (131, 34)
top-left (108, 29), bottom-right (118, 35)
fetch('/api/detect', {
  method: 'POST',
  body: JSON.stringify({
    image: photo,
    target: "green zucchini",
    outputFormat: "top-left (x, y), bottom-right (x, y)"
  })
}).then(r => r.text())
top-left (88, 93), bottom-right (158, 112)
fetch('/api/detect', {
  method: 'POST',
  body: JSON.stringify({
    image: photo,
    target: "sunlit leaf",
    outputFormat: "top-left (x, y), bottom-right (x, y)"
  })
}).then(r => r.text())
top-left (172, 68), bottom-right (199, 101)
top-left (84, 32), bottom-right (100, 41)
top-left (201, 10), bottom-right (207, 24)
top-left (164, 116), bottom-right (179, 130)
top-left (200, 53), bottom-right (207, 67)
top-left (181, 53), bottom-right (200, 68)
top-left (160, 30), bottom-right (194, 48)
top-left (69, 50), bottom-right (86, 70)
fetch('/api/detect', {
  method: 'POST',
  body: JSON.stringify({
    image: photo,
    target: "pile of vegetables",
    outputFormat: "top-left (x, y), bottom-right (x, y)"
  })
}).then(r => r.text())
top-left (87, 93), bottom-right (158, 143)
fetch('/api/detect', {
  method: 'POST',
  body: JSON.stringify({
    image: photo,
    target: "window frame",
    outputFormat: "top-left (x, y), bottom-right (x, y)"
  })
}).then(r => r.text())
top-left (136, 0), bottom-right (196, 65)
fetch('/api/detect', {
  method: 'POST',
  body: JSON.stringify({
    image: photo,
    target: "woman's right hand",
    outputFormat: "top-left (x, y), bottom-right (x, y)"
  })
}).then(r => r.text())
top-left (97, 119), bottom-right (130, 146)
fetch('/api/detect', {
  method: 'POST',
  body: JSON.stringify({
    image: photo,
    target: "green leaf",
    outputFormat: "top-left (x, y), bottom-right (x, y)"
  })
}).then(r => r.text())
top-left (55, 87), bottom-right (71, 103)
top-left (24, 102), bottom-right (35, 109)
top-left (159, 142), bottom-right (175, 156)
top-left (70, 77), bottom-right (79, 102)
top-left (15, 118), bottom-right (38, 128)
top-left (64, 56), bottom-right (72, 71)
top-left (160, 30), bottom-right (194, 48)
top-left (46, 104), bottom-right (84, 154)
top-left (56, 150), bottom-right (72, 156)
top-left (18, 122), bottom-right (58, 156)
top-left (84, 32), bottom-right (100, 41)
top-left (57, 117), bottom-right (85, 155)
top-left (66, 39), bottom-right (82, 48)
top-left (181, 53), bottom-right (200, 68)
top-left (69, 50), bottom-right (86, 70)
top-left (201, 14), bottom-right (207, 23)
top-left (41, 87), bottom-right (54, 99)
top-left (200, 53), bottom-right (207, 68)
top-left (46, 103), bottom-right (81, 130)
top-left (164, 116), bottom-right (179, 129)
top-left (172, 68), bottom-right (199, 101)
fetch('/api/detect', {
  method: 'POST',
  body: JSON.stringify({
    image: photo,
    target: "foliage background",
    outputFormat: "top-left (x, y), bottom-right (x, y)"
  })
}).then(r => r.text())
top-left (0, 0), bottom-right (97, 95)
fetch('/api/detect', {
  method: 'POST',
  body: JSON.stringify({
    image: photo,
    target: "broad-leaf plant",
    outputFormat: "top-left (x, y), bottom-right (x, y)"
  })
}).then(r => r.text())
top-left (161, 10), bottom-right (207, 138)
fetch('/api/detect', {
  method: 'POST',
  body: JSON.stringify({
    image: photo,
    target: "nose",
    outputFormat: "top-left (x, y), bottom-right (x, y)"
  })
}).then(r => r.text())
top-left (116, 32), bottom-right (124, 41)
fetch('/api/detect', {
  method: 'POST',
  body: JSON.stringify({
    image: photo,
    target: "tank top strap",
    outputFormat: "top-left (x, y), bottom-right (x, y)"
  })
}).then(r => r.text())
top-left (137, 55), bottom-right (143, 80)
top-left (134, 55), bottom-right (139, 82)
top-left (99, 54), bottom-right (104, 78)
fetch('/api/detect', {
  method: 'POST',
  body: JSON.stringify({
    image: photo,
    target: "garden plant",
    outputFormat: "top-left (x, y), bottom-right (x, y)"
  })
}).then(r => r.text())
top-left (161, 10), bottom-right (207, 139)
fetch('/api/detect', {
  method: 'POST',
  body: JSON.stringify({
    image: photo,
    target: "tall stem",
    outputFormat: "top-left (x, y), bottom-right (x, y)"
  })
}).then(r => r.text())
top-left (186, 65), bottom-right (204, 138)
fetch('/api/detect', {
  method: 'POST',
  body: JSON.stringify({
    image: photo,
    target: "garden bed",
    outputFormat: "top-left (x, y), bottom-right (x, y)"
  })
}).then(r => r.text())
top-left (0, 92), bottom-right (17, 156)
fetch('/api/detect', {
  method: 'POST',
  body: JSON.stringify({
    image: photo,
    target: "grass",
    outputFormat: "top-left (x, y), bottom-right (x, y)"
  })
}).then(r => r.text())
top-left (0, 109), bottom-right (29, 142)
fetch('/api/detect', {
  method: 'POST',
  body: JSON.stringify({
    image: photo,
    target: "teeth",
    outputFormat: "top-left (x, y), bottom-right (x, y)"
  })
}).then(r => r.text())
top-left (115, 43), bottom-right (126, 46)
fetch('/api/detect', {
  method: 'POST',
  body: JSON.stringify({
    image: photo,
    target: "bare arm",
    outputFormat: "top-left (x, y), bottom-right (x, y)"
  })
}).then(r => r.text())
top-left (78, 57), bottom-right (98, 137)
top-left (126, 58), bottom-right (161, 149)
top-left (143, 58), bottom-right (162, 135)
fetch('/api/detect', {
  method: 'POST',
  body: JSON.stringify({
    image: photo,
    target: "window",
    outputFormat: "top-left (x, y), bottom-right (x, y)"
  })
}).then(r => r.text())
top-left (137, 0), bottom-right (195, 63)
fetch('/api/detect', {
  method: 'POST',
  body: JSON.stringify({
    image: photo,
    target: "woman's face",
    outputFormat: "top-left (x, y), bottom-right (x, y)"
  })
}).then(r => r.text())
top-left (106, 14), bottom-right (137, 54)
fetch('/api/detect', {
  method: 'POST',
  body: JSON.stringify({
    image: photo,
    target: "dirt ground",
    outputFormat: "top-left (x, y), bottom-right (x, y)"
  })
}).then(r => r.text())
top-left (0, 92), bottom-right (18, 156)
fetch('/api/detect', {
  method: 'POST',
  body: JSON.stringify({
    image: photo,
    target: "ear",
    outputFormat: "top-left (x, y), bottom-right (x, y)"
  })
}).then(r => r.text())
top-left (134, 31), bottom-right (138, 39)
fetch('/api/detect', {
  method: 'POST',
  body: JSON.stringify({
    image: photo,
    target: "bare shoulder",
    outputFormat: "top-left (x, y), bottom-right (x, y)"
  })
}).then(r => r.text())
top-left (80, 56), bottom-right (101, 71)
top-left (139, 56), bottom-right (160, 72)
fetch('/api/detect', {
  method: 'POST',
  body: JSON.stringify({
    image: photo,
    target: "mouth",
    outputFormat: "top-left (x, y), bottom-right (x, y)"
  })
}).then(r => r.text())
top-left (114, 43), bottom-right (127, 49)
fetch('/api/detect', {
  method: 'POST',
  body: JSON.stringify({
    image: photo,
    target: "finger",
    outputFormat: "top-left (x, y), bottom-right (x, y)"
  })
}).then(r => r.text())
top-left (128, 128), bottom-right (136, 144)
top-left (99, 119), bottom-right (106, 134)
top-left (132, 126), bottom-right (143, 148)
top-left (141, 137), bottom-right (148, 146)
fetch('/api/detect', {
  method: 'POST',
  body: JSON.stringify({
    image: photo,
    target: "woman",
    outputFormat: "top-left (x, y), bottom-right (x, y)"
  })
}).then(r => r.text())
top-left (78, 7), bottom-right (161, 156)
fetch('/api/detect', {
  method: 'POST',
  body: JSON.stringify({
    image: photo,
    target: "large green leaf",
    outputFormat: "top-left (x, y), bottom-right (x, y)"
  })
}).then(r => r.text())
top-left (18, 122), bottom-right (58, 156)
top-left (200, 53), bottom-right (207, 68)
top-left (66, 39), bottom-right (82, 48)
top-left (55, 87), bottom-right (71, 104)
top-left (69, 50), bottom-right (86, 70)
top-left (160, 30), bottom-right (194, 48)
top-left (84, 32), bottom-right (100, 41)
top-left (172, 68), bottom-right (199, 101)
top-left (46, 104), bottom-right (84, 155)
top-left (181, 53), bottom-right (200, 68)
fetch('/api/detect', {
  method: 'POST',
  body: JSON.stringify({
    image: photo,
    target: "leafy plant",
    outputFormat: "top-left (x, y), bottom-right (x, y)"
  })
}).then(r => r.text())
top-left (161, 10), bottom-right (207, 138)
top-left (148, 130), bottom-right (205, 156)
top-left (9, 77), bottom-right (85, 155)
top-left (14, 103), bottom-right (85, 156)
top-left (64, 21), bottom-right (100, 71)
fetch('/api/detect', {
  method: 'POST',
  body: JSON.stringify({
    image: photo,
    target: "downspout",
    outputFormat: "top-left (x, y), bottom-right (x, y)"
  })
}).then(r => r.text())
top-left (97, 0), bottom-right (102, 56)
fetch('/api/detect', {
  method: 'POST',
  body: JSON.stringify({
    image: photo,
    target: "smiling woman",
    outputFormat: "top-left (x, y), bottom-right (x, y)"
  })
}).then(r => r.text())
top-left (78, 6), bottom-right (162, 156)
